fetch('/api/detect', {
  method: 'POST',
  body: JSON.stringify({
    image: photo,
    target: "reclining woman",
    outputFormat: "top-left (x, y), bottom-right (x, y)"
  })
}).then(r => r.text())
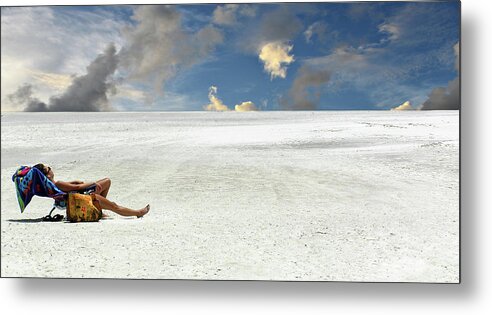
top-left (33, 163), bottom-right (150, 218)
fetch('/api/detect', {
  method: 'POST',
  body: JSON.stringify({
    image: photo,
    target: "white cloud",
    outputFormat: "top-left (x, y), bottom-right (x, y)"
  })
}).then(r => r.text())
top-left (203, 86), bottom-right (257, 112)
top-left (203, 86), bottom-right (230, 111)
top-left (379, 23), bottom-right (401, 42)
top-left (235, 101), bottom-right (258, 112)
top-left (391, 100), bottom-right (414, 111)
top-left (258, 42), bottom-right (295, 80)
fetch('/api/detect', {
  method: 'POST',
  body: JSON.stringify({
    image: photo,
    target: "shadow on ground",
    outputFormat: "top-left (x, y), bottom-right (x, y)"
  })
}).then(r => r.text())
top-left (7, 216), bottom-right (65, 223)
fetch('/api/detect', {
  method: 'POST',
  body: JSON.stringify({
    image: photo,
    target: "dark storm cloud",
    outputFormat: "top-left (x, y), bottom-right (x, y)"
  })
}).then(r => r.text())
top-left (240, 6), bottom-right (303, 53)
top-left (420, 42), bottom-right (460, 110)
top-left (7, 84), bottom-right (48, 112)
top-left (8, 44), bottom-right (118, 112)
top-left (10, 5), bottom-right (224, 112)
top-left (119, 5), bottom-right (223, 90)
top-left (260, 7), bottom-right (303, 44)
top-left (420, 78), bottom-right (459, 110)
top-left (47, 44), bottom-right (118, 111)
top-left (280, 66), bottom-right (331, 110)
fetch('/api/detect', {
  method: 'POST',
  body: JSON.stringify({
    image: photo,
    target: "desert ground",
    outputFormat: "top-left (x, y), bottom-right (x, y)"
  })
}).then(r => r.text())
top-left (0, 111), bottom-right (459, 281)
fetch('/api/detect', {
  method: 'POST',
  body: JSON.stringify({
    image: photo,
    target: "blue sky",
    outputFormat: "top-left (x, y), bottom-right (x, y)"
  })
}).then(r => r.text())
top-left (0, 2), bottom-right (460, 111)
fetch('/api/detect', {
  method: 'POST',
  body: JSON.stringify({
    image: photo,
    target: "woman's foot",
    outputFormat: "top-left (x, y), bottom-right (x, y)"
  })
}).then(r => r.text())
top-left (137, 204), bottom-right (150, 218)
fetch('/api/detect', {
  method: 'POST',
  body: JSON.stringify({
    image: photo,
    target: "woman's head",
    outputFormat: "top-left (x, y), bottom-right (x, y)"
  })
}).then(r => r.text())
top-left (33, 163), bottom-right (54, 180)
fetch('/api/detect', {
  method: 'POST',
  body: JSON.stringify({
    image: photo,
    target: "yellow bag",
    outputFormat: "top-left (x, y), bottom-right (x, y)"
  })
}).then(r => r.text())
top-left (66, 192), bottom-right (102, 222)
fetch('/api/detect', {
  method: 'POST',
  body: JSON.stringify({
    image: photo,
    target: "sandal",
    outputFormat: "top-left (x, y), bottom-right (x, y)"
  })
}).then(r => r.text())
top-left (42, 214), bottom-right (64, 222)
top-left (52, 214), bottom-right (64, 221)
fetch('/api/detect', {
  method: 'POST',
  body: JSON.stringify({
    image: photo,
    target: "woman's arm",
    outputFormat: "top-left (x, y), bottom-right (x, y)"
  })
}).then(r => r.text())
top-left (55, 181), bottom-right (98, 192)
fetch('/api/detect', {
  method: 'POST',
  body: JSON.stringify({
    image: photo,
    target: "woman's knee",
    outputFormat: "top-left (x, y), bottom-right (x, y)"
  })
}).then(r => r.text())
top-left (99, 177), bottom-right (111, 187)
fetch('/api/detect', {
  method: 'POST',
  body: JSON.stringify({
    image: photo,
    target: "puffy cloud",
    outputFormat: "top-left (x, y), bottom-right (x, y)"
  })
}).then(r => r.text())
top-left (259, 42), bottom-right (295, 80)
top-left (391, 101), bottom-right (414, 111)
top-left (234, 101), bottom-right (258, 112)
top-left (203, 86), bottom-right (230, 111)
top-left (203, 87), bottom-right (257, 112)
top-left (280, 66), bottom-right (331, 110)
top-left (238, 6), bottom-right (302, 79)
top-left (251, 7), bottom-right (302, 80)
top-left (119, 5), bottom-right (223, 91)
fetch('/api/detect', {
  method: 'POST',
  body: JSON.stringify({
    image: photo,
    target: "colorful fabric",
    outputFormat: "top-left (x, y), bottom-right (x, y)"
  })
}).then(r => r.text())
top-left (66, 193), bottom-right (102, 222)
top-left (12, 166), bottom-right (66, 213)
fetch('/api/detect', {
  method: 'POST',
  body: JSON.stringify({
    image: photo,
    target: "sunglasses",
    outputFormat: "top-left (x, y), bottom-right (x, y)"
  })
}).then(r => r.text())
top-left (44, 166), bottom-right (51, 174)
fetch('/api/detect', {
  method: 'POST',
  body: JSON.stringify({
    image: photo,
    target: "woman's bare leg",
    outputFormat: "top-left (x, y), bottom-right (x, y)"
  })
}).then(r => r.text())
top-left (94, 178), bottom-right (111, 218)
top-left (92, 194), bottom-right (150, 217)
top-left (96, 178), bottom-right (111, 197)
